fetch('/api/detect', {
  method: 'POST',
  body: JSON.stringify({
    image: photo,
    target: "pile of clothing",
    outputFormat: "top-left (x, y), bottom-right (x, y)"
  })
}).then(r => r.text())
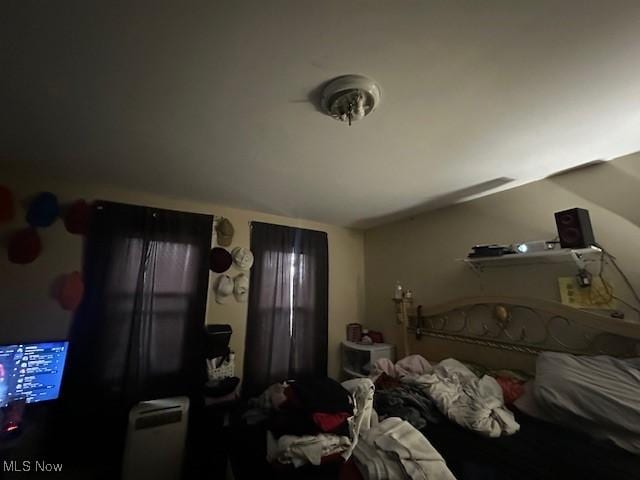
top-left (245, 377), bottom-right (375, 467)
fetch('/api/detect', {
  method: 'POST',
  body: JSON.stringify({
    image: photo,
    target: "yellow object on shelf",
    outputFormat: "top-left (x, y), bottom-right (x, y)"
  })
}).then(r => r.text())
top-left (558, 276), bottom-right (615, 309)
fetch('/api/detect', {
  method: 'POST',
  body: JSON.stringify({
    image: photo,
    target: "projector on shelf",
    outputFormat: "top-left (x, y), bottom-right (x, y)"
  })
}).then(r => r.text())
top-left (511, 240), bottom-right (558, 254)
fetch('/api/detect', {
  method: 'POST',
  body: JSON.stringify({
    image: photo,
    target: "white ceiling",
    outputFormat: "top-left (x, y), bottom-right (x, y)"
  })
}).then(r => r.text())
top-left (2, 1), bottom-right (640, 228)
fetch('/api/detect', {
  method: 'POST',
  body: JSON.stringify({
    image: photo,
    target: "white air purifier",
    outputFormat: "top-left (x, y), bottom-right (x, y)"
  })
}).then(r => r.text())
top-left (122, 396), bottom-right (190, 480)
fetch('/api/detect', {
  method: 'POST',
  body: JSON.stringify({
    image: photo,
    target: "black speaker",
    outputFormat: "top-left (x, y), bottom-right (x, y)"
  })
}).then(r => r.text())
top-left (554, 208), bottom-right (595, 249)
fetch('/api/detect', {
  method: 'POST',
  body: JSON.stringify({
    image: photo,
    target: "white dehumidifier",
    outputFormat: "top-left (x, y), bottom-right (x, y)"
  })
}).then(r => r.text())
top-left (122, 396), bottom-right (190, 480)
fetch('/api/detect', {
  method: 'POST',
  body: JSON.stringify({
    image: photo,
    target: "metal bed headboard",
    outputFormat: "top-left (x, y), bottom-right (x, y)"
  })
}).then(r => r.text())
top-left (395, 296), bottom-right (640, 369)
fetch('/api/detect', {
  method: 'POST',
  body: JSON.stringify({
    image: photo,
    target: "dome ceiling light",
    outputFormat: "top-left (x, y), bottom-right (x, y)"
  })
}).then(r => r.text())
top-left (321, 75), bottom-right (381, 126)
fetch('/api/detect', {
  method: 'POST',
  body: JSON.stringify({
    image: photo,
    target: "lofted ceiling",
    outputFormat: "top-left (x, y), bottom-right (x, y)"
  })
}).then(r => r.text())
top-left (2, 1), bottom-right (640, 228)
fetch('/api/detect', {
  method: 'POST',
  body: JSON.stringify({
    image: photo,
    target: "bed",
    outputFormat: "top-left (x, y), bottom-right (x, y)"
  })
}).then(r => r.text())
top-left (388, 295), bottom-right (640, 480)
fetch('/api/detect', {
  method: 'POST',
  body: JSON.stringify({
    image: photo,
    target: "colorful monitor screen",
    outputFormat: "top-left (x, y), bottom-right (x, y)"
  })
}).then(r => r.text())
top-left (0, 341), bottom-right (69, 407)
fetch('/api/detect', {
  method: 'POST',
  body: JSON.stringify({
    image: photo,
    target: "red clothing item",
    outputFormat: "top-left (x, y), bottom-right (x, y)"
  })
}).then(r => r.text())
top-left (312, 412), bottom-right (350, 433)
top-left (495, 376), bottom-right (525, 405)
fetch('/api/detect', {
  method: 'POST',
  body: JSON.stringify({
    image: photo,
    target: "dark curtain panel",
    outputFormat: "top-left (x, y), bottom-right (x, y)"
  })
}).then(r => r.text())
top-left (59, 201), bottom-right (212, 471)
top-left (243, 222), bottom-right (328, 397)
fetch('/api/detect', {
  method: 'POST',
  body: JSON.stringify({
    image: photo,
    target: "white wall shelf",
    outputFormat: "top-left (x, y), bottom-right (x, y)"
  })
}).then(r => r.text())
top-left (461, 246), bottom-right (602, 271)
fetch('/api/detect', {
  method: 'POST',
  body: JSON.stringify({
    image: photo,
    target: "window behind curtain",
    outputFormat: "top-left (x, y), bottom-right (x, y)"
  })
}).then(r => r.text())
top-left (57, 201), bottom-right (212, 474)
top-left (243, 222), bottom-right (328, 397)
top-left (101, 239), bottom-right (199, 384)
top-left (64, 201), bottom-right (213, 410)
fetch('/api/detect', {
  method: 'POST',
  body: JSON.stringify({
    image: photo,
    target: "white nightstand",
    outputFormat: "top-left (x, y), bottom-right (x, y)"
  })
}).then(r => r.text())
top-left (341, 341), bottom-right (395, 379)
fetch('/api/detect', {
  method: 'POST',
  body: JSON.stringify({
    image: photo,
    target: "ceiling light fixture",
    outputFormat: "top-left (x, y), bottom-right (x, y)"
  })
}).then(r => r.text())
top-left (321, 75), bottom-right (381, 126)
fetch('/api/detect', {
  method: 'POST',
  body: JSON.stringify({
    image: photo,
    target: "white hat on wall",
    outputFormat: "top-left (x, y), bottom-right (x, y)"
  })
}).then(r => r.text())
top-left (234, 273), bottom-right (249, 303)
top-left (232, 247), bottom-right (254, 271)
top-left (215, 274), bottom-right (234, 304)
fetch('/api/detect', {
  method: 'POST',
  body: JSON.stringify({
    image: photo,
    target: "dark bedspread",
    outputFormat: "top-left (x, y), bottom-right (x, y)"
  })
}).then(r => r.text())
top-left (421, 408), bottom-right (640, 480)
top-left (373, 372), bottom-right (640, 480)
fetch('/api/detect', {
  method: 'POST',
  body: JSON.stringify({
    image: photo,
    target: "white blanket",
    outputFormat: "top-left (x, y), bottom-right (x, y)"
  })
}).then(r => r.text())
top-left (354, 437), bottom-right (407, 480)
top-left (413, 359), bottom-right (519, 437)
top-left (355, 417), bottom-right (456, 480)
top-left (267, 432), bottom-right (351, 467)
top-left (341, 377), bottom-right (376, 459)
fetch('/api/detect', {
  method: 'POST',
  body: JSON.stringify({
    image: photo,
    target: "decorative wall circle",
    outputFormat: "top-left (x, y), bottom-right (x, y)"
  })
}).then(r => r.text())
top-left (27, 192), bottom-right (59, 228)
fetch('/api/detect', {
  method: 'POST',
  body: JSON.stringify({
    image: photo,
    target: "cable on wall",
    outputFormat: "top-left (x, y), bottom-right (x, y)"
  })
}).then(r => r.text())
top-left (593, 242), bottom-right (640, 319)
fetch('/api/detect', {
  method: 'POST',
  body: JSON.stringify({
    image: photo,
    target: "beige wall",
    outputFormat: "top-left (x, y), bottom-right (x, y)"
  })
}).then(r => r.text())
top-left (364, 152), bottom-right (640, 351)
top-left (0, 174), bottom-right (365, 380)
top-left (3, 151), bottom-right (639, 380)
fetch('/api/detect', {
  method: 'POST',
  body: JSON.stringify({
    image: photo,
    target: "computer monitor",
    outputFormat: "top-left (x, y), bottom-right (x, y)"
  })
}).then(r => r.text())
top-left (0, 341), bottom-right (69, 407)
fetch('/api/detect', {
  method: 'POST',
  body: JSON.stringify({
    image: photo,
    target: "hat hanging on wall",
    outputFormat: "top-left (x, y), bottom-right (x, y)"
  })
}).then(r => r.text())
top-left (64, 199), bottom-right (91, 235)
top-left (0, 185), bottom-right (15, 223)
top-left (57, 271), bottom-right (85, 311)
top-left (232, 247), bottom-right (254, 271)
top-left (7, 228), bottom-right (42, 264)
top-left (234, 273), bottom-right (249, 303)
top-left (26, 192), bottom-right (59, 228)
top-left (215, 217), bottom-right (234, 247)
top-left (215, 274), bottom-right (234, 304)
top-left (210, 247), bottom-right (232, 273)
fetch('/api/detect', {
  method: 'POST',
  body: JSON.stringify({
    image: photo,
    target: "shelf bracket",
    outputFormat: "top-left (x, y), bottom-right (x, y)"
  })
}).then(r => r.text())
top-left (571, 251), bottom-right (586, 270)
top-left (464, 260), bottom-right (483, 275)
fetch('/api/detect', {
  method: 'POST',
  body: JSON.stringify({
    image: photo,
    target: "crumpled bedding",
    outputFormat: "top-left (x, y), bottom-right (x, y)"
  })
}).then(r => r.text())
top-left (267, 431), bottom-right (351, 467)
top-left (355, 417), bottom-right (456, 480)
top-left (374, 379), bottom-right (442, 430)
top-left (412, 358), bottom-right (519, 437)
top-left (341, 377), bottom-right (376, 459)
top-left (373, 355), bottom-right (433, 379)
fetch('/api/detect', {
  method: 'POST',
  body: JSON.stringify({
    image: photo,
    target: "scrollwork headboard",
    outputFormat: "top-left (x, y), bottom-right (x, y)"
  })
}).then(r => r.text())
top-left (396, 296), bottom-right (640, 373)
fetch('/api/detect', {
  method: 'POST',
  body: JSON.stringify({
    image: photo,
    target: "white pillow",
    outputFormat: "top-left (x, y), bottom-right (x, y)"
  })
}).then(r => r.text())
top-left (513, 380), bottom-right (555, 422)
top-left (515, 380), bottom-right (640, 454)
top-left (533, 352), bottom-right (640, 454)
